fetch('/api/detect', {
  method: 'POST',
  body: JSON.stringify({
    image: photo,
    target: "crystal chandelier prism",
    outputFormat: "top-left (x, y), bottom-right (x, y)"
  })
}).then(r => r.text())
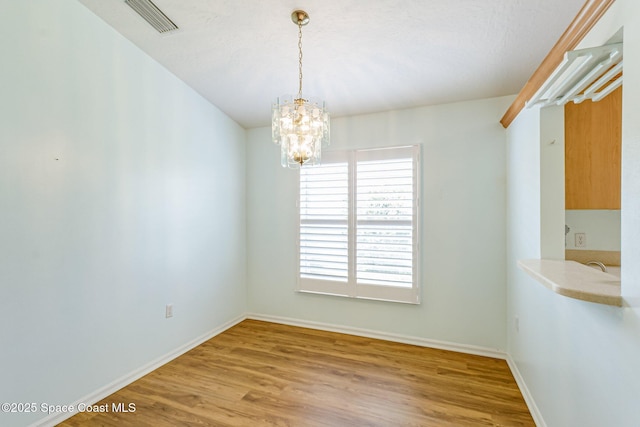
top-left (272, 10), bottom-right (330, 168)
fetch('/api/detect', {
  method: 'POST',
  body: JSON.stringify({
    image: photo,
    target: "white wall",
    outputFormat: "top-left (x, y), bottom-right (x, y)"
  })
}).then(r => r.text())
top-left (565, 210), bottom-right (621, 251)
top-left (540, 106), bottom-right (566, 259)
top-left (506, 1), bottom-right (640, 425)
top-left (247, 96), bottom-right (512, 351)
top-left (0, 1), bottom-right (246, 426)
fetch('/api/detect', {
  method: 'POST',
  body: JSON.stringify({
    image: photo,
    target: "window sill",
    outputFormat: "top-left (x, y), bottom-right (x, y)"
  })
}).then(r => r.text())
top-left (518, 259), bottom-right (622, 307)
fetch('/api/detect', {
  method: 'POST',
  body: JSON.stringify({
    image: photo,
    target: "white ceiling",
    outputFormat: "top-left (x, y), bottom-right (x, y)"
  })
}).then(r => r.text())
top-left (77, 0), bottom-right (586, 129)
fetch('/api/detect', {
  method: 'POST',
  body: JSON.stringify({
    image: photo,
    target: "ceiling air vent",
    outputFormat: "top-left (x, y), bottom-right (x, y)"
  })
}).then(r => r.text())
top-left (125, 0), bottom-right (178, 34)
top-left (527, 43), bottom-right (623, 108)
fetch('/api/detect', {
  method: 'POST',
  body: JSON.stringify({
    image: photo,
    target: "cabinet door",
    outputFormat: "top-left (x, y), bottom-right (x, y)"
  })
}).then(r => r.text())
top-left (565, 86), bottom-right (621, 210)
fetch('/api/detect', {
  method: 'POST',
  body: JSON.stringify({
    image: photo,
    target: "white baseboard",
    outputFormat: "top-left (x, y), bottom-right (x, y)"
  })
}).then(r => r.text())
top-left (30, 314), bottom-right (246, 427)
top-left (506, 354), bottom-right (545, 427)
top-left (246, 312), bottom-right (507, 360)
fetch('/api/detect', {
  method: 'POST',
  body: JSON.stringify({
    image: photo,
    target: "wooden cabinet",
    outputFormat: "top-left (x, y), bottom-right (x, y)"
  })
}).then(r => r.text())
top-left (565, 86), bottom-right (622, 209)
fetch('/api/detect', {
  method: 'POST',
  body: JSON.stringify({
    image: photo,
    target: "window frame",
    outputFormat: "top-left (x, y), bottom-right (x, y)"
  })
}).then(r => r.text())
top-left (296, 145), bottom-right (421, 304)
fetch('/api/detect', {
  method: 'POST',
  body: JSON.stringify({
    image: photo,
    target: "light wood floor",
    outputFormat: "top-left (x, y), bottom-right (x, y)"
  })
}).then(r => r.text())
top-left (60, 320), bottom-right (534, 426)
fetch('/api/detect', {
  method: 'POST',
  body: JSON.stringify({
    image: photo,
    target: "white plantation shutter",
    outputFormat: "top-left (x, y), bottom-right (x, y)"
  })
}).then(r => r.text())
top-left (298, 146), bottom-right (420, 304)
top-left (299, 159), bottom-right (349, 283)
top-left (356, 149), bottom-right (415, 288)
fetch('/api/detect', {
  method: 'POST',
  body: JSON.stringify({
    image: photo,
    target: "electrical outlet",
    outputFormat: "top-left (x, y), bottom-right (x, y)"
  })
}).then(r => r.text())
top-left (515, 316), bottom-right (520, 333)
top-left (575, 232), bottom-right (587, 248)
top-left (165, 304), bottom-right (173, 318)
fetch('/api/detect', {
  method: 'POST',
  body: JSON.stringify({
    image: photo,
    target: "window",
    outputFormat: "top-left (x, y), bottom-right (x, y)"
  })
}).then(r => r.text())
top-left (298, 145), bottom-right (420, 304)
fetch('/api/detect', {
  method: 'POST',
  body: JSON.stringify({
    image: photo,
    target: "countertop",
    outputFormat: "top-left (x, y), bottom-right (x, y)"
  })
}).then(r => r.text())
top-left (518, 259), bottom-right (622, 307)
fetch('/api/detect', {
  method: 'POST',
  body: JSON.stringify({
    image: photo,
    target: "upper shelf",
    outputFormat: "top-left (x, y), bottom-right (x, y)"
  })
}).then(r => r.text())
top-left (518, 259), bottom-right (622, 307)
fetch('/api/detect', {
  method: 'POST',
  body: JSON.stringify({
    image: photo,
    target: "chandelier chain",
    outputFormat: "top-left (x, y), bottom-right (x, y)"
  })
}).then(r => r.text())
top-left (298, 21), bottom-right (303, 99)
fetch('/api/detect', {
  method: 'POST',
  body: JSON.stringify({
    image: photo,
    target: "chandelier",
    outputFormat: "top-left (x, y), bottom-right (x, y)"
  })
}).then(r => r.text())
top-left (272, 10), bottom-right (330, 168)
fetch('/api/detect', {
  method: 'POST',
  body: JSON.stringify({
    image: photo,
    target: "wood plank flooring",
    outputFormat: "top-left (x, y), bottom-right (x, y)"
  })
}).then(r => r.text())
top-left (59, 320), bottom-right (534, 426)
